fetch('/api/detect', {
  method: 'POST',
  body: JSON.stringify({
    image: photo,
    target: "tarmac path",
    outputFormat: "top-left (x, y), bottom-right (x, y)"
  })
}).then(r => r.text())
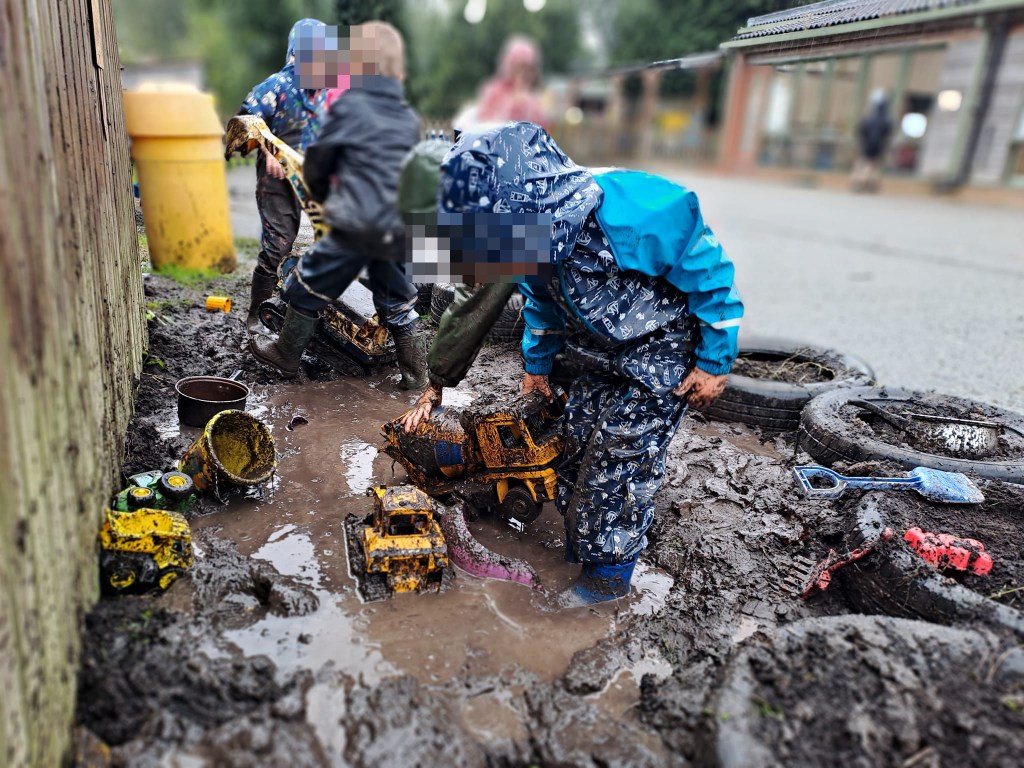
top-left (660, 169), bottom-right (1024, 411)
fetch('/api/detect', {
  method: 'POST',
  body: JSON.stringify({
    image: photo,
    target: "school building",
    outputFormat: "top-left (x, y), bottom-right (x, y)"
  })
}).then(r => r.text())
top-left (719, 0), bottom-right (1024, 188)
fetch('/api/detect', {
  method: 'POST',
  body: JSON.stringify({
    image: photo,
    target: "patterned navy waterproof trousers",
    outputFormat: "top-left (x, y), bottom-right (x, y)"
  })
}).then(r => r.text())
top-left (556, 373), bottom-right (689, 565)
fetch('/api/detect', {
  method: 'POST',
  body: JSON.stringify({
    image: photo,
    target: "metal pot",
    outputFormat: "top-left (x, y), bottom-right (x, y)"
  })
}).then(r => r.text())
top-left (176, 371), bottom-right (249, 428)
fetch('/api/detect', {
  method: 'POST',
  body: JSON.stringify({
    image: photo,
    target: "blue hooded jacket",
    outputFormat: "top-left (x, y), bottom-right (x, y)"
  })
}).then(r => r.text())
top-left (439, 123), bottom-right (743, 377)
top-left (240, 18), bottom-right (328, 151)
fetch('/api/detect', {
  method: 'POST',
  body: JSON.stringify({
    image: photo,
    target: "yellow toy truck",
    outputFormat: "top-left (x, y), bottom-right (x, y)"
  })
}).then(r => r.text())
top-left (99, 507), bottom-right (193, 593)
top-left (346, 485), bottom-right (448, 601)
top-left (381, 392), bottom-right (565, 530)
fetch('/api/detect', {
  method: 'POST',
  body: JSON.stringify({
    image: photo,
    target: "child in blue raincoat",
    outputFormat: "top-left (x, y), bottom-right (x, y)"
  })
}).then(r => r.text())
top-left (239, 18), bottom-right (329, 335)
top-left (400, 123), bottom-right (743, 605)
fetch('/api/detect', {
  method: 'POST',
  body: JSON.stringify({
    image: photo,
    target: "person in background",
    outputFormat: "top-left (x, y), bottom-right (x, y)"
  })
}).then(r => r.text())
top-left (400, 123), bottom-right (743, 606)
top-left (456, 35), bottom-right (547, 130)
top-left (852, 89), bottom-right (893, 193)
top-left (250, 22), bottom-right (426, 389)
top-left (239, 18), bottom-right (330, 335)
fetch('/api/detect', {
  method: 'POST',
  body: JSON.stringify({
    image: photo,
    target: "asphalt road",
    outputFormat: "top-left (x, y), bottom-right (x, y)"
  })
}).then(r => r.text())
top-left (228, 164), bottom-right (1024, 411)
top-left (653, 169), bottom-right (1024, 412)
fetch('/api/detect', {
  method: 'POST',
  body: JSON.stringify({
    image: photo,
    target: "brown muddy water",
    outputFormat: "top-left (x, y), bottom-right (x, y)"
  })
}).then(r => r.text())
top-left (196, 376), bottom-right (672, 744)
top-left (91, 369), bottom-right (677, 765)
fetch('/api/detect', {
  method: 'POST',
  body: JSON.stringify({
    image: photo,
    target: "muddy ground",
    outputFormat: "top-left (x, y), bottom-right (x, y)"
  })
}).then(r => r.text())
top-left (74, 245), bottom-right (1024, 766)
top-left (729, 349), bottom-right (839, 385)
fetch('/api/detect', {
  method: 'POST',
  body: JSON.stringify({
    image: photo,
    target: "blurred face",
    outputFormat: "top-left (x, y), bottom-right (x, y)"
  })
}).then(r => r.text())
top-left (510, 61), bottom-right (538, 89)
top-left (296, 26), bottom-right (347, 89)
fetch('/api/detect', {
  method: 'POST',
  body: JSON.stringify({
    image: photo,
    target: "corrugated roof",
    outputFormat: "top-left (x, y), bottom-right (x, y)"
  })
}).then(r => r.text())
top-left (734, 0), bottom-right (987, 39)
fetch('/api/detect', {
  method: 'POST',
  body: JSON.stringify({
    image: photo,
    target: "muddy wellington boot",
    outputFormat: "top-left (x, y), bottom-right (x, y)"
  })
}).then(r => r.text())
top-left (250, 305), bottom-right (317, 378)
top-left (393, 329), bottom-right (428, 390)
top-left (245, 266), bottom-right (278, 335)
top-left (558, 558), bottom-right (638, 608)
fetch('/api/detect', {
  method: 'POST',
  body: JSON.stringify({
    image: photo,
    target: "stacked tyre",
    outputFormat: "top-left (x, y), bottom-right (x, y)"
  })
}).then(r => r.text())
top-left (704, 338), bottom-right (875, 430)
top-left (798, 386), bottom-right (1024, 484)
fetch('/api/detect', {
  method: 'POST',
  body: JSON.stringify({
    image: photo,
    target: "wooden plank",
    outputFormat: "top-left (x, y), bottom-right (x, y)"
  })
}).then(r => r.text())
top-left (0, 0), bottom-right (144, 763)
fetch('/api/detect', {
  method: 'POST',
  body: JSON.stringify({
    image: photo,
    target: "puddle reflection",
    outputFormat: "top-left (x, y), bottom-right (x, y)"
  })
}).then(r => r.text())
top-left (196, 376), bottom-right (673, 716)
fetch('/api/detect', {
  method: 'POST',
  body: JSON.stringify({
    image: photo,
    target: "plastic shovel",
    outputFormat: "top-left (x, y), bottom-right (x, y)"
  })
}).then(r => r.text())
top-left (792, 465), bottom-right (985, 505)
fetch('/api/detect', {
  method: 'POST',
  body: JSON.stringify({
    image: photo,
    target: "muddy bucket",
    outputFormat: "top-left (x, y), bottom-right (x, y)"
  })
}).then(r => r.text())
top-left (178, 410), bottom-right (276, 500)
top-left (176, 372), bottom-right (248, 427)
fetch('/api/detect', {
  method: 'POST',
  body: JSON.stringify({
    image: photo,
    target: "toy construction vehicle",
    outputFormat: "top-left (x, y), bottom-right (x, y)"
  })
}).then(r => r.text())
top-left (113, 470), bottom-right (195, 514)
top-left (224, 114), bottom-right (396, 374)
top-left (381, 392), bottom-right (566, 530)
top-left (99, 506), bottom-right (193, 593)
top-left (346, 485), bottom-right (448, 601)
top-left (99, 470), bottom-right (196, 593)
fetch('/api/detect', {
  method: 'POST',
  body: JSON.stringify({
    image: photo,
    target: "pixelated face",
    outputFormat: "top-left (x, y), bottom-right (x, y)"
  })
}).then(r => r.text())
top-left (404, 211), bottom-right (554, 285)
top-left (296, 25), bottom-right (348, 89)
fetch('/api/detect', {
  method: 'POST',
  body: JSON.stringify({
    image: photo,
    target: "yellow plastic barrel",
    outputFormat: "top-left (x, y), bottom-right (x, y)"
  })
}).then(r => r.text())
top-left (124, 84), bottom-right (236, 272)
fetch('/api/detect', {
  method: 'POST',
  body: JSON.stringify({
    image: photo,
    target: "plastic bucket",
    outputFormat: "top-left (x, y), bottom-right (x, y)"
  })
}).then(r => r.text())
top-left (179, 410), bottom-right (276, 498)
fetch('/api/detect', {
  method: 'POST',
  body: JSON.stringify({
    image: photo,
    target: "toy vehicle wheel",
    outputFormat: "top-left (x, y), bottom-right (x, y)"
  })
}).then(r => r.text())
top-left (259, 297), bottom-right (286, 333)
top-left (107, 565), bottom-right (137, 591)
top-left (126, 486), bottom-right (156, 509)
top-left (798, 386), bottom-right (1024, 483)
top-left (498, 486), bottom-right (542, 528)
top-left (158, 471), bottom-right (194, 501)
top-left (362, 573), bottom-right (390, 602)
top-left (704, 337), bottom-right (875, 431)
top-left (157, 567), bottom-right (185, 591)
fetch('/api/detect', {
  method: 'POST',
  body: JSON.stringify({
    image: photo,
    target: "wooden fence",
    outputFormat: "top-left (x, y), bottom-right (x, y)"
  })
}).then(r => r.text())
top-left (0, 0), bottom-right (145, 764)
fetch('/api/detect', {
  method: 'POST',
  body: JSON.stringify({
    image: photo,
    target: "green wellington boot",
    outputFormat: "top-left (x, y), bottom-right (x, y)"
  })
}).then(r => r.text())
top-left (245, 266), bottom-right (278, 335)
top-left (393, 329), bottom-right (428, 390)
top-left (250, 305), bottom-right (317, 378)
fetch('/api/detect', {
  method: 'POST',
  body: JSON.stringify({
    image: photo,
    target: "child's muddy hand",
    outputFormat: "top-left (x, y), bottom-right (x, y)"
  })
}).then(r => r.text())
top-left (265, 153), bottom-right (286, 180)
top-left (522, 373), bottom-right (553, 401)
top-left (675, 369), bottom-right (727, 409)
top-left (402, 384), bottom-right (443, 432)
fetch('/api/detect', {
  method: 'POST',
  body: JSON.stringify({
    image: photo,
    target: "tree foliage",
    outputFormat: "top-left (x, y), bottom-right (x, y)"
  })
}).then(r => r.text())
top-left (334, 0), bottom-right (405, 27)
top-left (609, 0), bottom-right (812, 117)
top-left (409, 0), bottom-right (587, 120)
top-left (113, 0), bottom-right (336, 116)
top-left (610, 0), bottom-right (808, 66)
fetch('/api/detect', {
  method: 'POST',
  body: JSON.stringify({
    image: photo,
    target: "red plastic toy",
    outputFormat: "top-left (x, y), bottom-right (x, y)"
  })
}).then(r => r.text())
top-left (903, 527), bottom-right (993, 575)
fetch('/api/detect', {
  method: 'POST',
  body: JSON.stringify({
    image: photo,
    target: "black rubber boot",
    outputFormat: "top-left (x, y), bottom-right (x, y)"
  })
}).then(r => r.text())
top-left (246, 266), bottom-right (278, 335)
top-left (250, 305), bottom-right (317, 378)
top-left (393, 329), bottom-right (428, 390)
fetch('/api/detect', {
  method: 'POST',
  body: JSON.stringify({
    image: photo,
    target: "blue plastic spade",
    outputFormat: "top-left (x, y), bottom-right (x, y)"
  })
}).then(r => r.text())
top-left (793, 465), bottom-right (985, 505)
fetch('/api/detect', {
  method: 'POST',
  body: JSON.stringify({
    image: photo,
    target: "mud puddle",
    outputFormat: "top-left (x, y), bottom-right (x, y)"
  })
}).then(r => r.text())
top-left (183, 374), bottom-right (674, 763)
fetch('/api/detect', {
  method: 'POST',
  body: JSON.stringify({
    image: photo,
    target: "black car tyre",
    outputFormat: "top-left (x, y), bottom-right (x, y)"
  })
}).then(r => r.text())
top-left (414, 283), bottom-right (434, 315)
top-left (430, 283), bottom-right (526, 342)
top-left (798, 386), bottom-right (1024, 484)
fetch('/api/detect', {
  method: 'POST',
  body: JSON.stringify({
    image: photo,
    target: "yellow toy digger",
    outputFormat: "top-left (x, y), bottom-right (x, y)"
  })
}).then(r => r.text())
top-left (99, 506), bottom-right (193, 593)
top-left (345, 485), bottom-right (448, 601)
top-left (223, 114), bottom-right (396, 374)
top-left (99, 469), bottom-right (196, 593)
top-left (381, 392), bottom-right (566, 530)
